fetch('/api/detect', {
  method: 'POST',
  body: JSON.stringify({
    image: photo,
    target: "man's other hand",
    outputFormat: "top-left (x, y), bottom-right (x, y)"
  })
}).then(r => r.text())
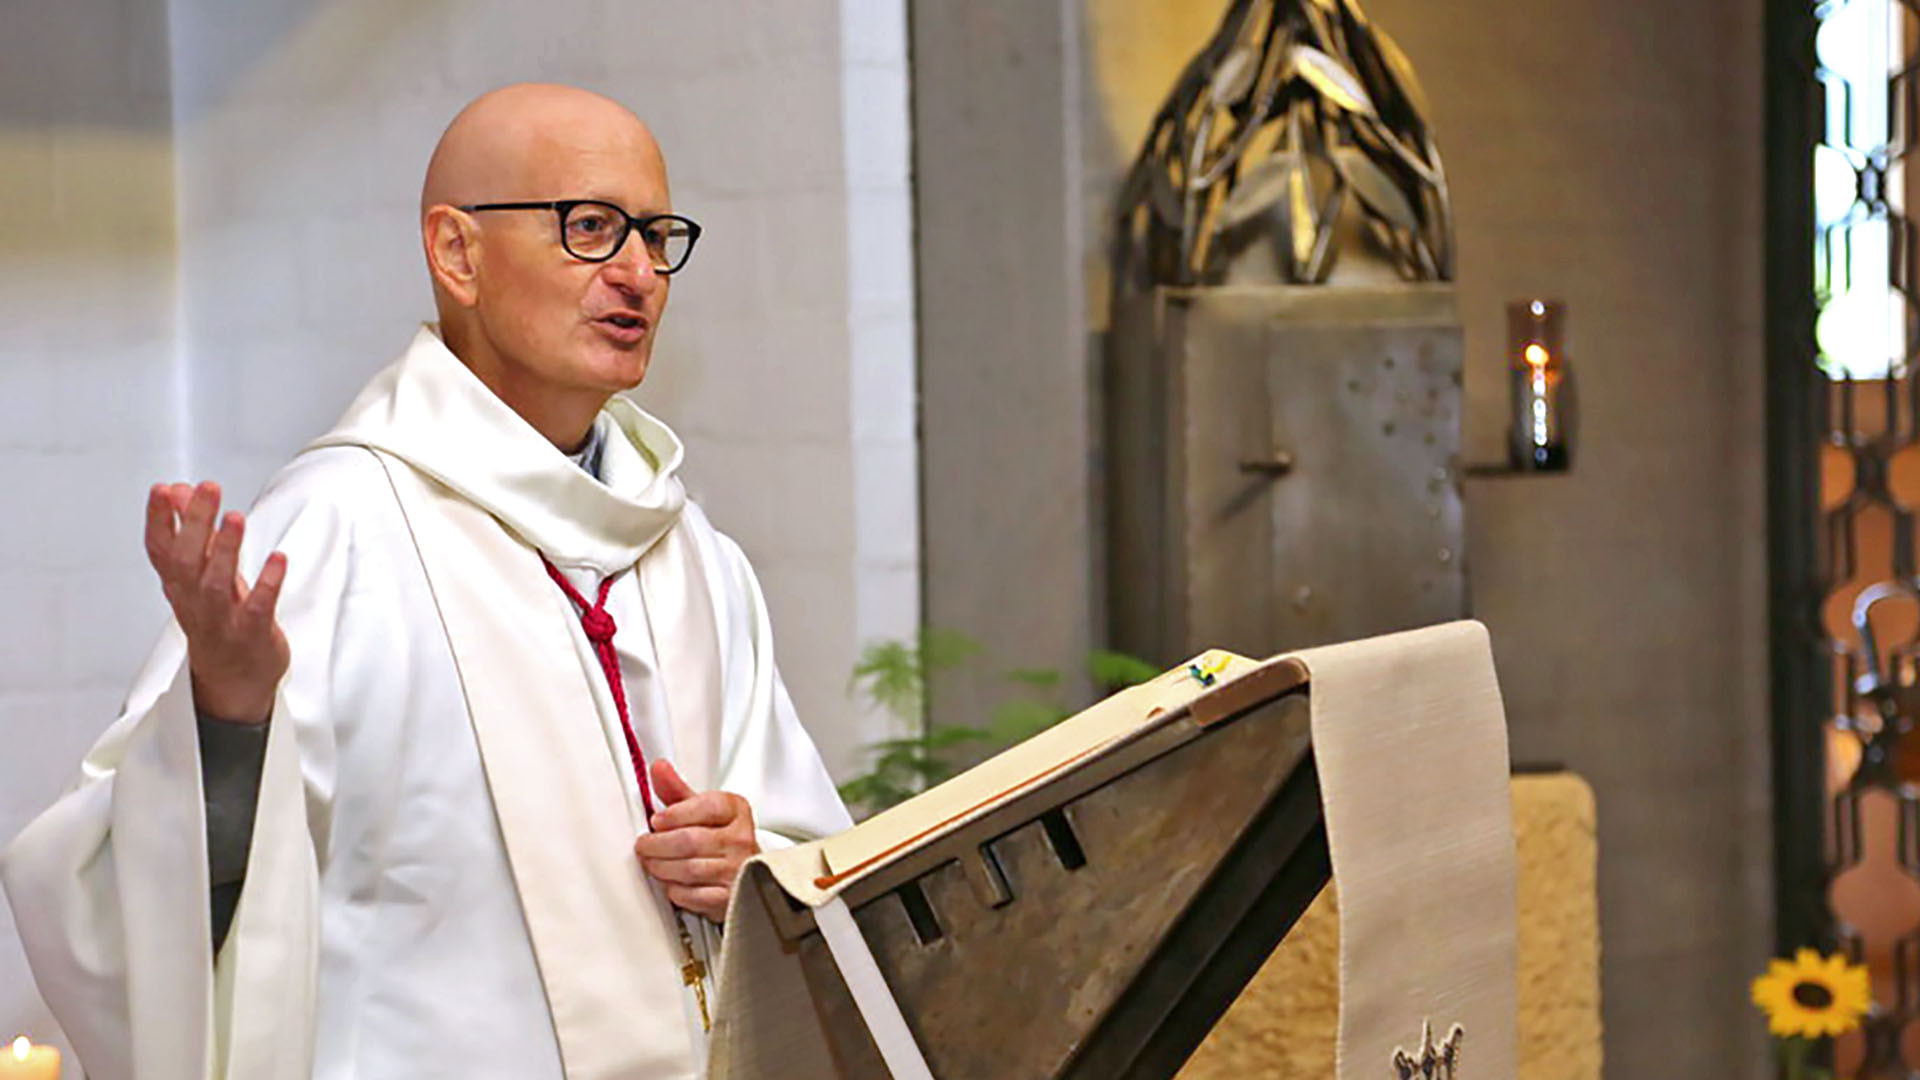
top-left (634, 759), bottom-right (760, 921)
top-left (145, 482), bottom-right (290, 726)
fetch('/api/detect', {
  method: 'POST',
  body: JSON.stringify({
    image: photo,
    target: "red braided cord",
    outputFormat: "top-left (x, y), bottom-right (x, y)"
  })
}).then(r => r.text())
top-left (540, 555), bottom-right (657, 817)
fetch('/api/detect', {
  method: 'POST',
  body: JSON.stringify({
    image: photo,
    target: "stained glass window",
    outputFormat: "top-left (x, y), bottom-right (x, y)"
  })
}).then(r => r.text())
top-left (1814, 0), bottom-right (1907, 379)
top-left (1809, 0), bottom-right (1920, 1073)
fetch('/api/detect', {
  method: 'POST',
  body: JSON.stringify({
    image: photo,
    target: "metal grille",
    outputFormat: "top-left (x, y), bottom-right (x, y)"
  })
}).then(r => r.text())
top-left (1813, 0), bottom-right (1920, 1073)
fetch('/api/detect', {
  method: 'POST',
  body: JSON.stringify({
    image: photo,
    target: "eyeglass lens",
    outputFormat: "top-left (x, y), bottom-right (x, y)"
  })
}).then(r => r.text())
top-left (562, 202), bottom-right (694, 270)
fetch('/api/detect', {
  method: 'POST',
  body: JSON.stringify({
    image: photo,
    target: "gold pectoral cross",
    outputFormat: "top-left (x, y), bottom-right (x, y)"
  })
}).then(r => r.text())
top-left (682, 955), bottom-right (711, 1031)
top-left (679, 933), bottom-right (712, 1032)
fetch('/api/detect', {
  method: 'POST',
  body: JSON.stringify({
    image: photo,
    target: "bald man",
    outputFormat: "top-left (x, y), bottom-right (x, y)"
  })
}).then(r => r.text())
top-left (1, 84), bottom-right (851, 1080)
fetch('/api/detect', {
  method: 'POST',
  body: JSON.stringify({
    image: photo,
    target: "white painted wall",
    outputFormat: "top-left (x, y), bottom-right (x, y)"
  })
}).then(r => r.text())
top-left (0, 0), bottom-right (181, 1060)
top-left (0, 0), bottom-right (917, 1060)
top-left (167, 0), bottom-right (919, 772)
top-left (840, 0), bottom-right (921, 715)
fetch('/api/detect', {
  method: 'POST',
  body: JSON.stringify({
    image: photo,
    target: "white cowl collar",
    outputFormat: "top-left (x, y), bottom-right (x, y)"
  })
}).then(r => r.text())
top-left (313, 324), bottom-right (687, 575)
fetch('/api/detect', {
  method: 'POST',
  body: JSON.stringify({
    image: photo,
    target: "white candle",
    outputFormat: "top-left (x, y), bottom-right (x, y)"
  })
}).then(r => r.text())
top-left (0, 1036), bottom-right (59, 1080)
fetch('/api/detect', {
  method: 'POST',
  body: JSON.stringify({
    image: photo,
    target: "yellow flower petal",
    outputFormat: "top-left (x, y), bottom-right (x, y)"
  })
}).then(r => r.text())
top-left (1750, 950), bottom-right (1874, 1039)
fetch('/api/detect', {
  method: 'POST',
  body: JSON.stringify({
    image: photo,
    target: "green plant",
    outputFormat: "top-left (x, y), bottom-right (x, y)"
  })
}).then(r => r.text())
top-left (838, 631), bottom-right (1160, 819)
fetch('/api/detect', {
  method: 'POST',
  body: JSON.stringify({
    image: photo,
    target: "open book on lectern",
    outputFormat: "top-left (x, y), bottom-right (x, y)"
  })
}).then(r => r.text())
top-left (707, 620), bottom-right (1518, 1080)
top-left (819, 648), bottom-right (1268, 884)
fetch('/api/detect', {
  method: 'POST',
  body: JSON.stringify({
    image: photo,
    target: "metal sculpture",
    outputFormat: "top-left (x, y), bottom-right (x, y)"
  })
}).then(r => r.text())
top-left (1112, 0), bottom-right (1453, 287)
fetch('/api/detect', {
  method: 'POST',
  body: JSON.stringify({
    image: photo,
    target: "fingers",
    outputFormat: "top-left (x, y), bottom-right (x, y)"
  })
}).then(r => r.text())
top-left (639, 856), bottom-right (735, 887)
top-left (147, 481), bottom-right (291, 664)
top-left (146, 482), bottom-right (220, 586)
top-left (649, 790), bottom-right (744, 832)
top-left (650, 759), bottom-right (699, 806)
top-left (200, 512), bottom-right (246, 599)
top-left (635, 787), bottom-right (744, 919)
top-left (143, 483), bottom-right (201, 575)
top-left (147, 479), bottom-right (291, 726)
top-left (244, 552), bottom-right (289, 625)
top-left (169, 482), bottom-right (222, 574)
top-left (144, 485), bottom-right (178, 570)
top-left (662, 884), bottom-right (730, 921)
top-left (633, 826), bottom-right (724, 861)
top-left (146, 482), bottom-right (289, 602)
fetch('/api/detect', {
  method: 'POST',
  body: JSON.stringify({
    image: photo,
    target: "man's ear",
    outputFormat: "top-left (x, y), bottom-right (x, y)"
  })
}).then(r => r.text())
top-left (423, 206), bottom-right (482, 306)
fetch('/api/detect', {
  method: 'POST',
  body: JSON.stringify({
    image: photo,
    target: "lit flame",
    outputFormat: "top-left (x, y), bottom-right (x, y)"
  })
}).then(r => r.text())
top-left (1524, 343), bottom-right (1550, 368)
top-left (11, 1036), bottom-right (29, 1061)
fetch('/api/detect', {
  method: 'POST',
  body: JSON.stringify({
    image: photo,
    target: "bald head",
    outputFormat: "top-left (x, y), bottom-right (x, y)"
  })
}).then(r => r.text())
top-left (421, 83), bottom-right (667, 216)
top-left (418, 84), bottom-right (680, 451)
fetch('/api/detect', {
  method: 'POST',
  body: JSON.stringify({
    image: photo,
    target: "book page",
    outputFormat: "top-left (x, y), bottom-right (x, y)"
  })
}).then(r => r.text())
top-left (821, 649), bottom-right (1260, 880)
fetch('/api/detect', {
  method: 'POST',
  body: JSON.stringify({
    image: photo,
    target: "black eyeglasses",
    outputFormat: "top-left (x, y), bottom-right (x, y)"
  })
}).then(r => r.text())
top-left (459, 200), bottom-right (703, 274)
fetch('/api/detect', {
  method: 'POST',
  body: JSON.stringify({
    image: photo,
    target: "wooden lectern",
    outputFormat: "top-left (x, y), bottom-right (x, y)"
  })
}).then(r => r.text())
top-left (711, 623), bottom-right (1516, 1080)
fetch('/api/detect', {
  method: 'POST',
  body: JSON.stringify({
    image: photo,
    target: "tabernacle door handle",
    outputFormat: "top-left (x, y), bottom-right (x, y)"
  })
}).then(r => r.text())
top-left (1238, 448), bottom-right (1295, 477)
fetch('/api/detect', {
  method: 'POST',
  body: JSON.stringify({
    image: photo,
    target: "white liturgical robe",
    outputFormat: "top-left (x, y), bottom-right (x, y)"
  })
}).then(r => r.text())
top-left (0, 327), bottom-right (853, 1080)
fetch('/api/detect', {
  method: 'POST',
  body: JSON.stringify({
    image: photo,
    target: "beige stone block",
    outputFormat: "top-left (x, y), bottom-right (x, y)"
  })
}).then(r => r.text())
top-left (1179, 774), bottom-right (1602, 1080)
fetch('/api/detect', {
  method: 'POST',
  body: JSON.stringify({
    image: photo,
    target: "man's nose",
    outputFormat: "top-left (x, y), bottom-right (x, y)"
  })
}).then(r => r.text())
top-left (598, 234), bottom-right (661, 292)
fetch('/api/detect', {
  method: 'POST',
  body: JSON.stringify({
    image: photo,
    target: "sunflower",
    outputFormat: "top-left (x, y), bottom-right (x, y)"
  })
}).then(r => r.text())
top-left (1751, 949), bottom-right (1873, 1039)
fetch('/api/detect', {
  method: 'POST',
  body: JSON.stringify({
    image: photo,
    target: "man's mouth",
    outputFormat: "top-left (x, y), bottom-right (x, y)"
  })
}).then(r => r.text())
top-left (594, 313), bottom-right (650, 344)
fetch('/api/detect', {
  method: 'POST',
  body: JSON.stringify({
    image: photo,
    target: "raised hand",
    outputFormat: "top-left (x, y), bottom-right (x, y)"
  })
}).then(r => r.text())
top-left (144, 482), bottom-right (290, 726)
top-left (633, 759), bottom-right (760, 921)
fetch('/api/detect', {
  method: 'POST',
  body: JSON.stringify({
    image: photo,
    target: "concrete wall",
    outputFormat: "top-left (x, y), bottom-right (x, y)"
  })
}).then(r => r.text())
top-left (0, 0), bottom-right (916, 1057)
top-left (912, 2), bottom-right (1097, 726)
top-left (1082, 1), bottom-right (1772, 1074)
top-left (1348, 2), bottom-right (1769, 1073)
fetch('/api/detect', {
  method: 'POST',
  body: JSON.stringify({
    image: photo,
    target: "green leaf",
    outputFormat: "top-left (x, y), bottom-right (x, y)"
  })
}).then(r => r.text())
top-left (850, 639), bottom-right (923, 720)
top-left (838, 772), bottom-right (922, 817)
top-left (867, 737), bottom-right (934, 754)
top-left (1088, 649), bottom-right (1161, 689)
top-left (907, 757), bottom-right (955, 781)
top-left (838, 775), bottom-right (899, 807)
top-left (852, 638), bottom-right (911, 669)
top-left (924, 726), bottom-right (992, 748)
top-left (864, 747), bottom-right (925, 778)
top-left (1005, 667), bottom-right (1064, 691)
top-left (921, 627), bottom-right (985, 671)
